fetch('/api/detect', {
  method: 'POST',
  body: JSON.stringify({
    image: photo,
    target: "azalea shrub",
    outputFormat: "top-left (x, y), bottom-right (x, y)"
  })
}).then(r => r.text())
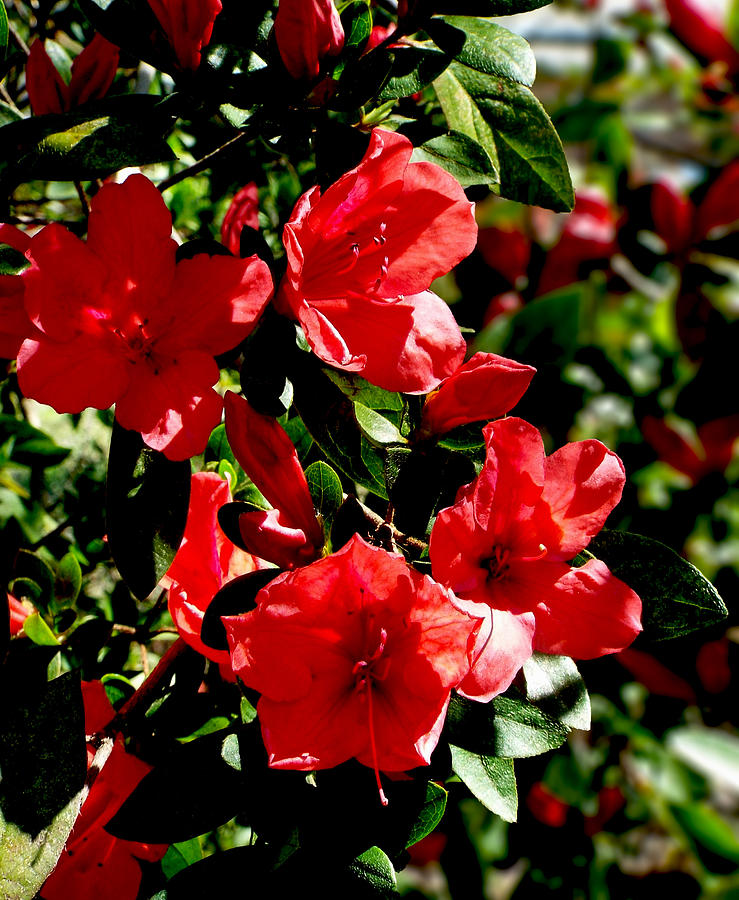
top-left (0, 0), bottom-right (735, 898)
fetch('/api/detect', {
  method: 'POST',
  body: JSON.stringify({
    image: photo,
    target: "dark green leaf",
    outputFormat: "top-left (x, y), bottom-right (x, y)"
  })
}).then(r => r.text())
top-left (405, 782), bottom-right (448, 848)
top-left (378, 45), bottom-right (451, 101)
top-left (0, 246), bottom-right (28, 275)
top-left (522, 653), bottom-right (590, 731)
top-left (324, 371), bottom-right (404, 413)
top-left (55, 553), bottom-right (82, 606)
top-left (411, 130), bottom-right (498, 186)
top-left (0, 2), bottom-right (7, 64)
top-left (0, 101), bottom-right (22, 127)
top-left (341, 1), bottom-right (373, 57)
top-left (1, 416), bottom-right (70, 468)
top-left (422, 0), bottom-right (552, 13)
top-left (0, 672), bottom-right (86, 899)
top-left (434, 61), bottom-right (573, 211)
top-left (450, 747), bottom-right (517, 821)
top-left (106, 423), bottom-right (191, 601)
top-left (345, 846), bottom-right (398, 897)
top-left (331, 48), bottom-right (394, 110)
top-left (587, 530), bottom-right (728, 641)
top-left (427, 17), bottom-right (535, 85)
top-left (0, 96), bottom-right (175, 191)
top-left (205, 424), bottom-right (238, 469)
top-left (106, 731), bottom-right (243, 843)
top-left (200, 570), bottom-right (278, 652)
top-left (305, 461), bottom-right (343, 521)
top-left (12, 550), bottom-right (56, 609)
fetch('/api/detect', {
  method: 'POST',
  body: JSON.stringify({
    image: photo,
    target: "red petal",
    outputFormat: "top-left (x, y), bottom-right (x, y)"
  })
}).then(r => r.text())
top-left (0, 224), bottom-right (31, 254)
top-left (17, 332), bottom-right (130, 413)
top-left (68, 33), bottom-right (120, 107)
top-left (651, 180), bottom-right (695, 254)
top-left (114, 349), bottom-right (222, 460)
top-left (457, 607), bottom-right (535, 702)
top-left (221, 182), bottom-right (259, 254)
top-left (0, 276), bottom-right (32, 358)
top-left (148, 0), bottom-right (222, 70)
top-left (153, 253), bottom-right (272, 356)
top-left (238, 508), bottom-right (321, 570)
top-left (536, 439), bottom-right (625, 559)
top-left (274, 0), bottom-right (345, 80)
top-left (695, 161), bottom-right (739, 238)
top-left (531, 558), bottom-right (642, 658)
top-left (26, 40), bottom-right (68, 115)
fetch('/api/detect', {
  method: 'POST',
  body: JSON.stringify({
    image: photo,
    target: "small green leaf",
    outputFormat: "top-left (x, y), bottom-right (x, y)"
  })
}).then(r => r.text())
top-left (106, 423), bottom-right (191, 601)
top-left (22, 613), bottom-right (60, 647)
top-left (0, 2), bottom-right (8, 64)
top-left (378, 45), bottom-right (451, 101)
top-left (55, 553), bottom-right (82, 606)
top-left (305, 461), bottom-right (343, 520)
top-left (671, 802), bottom-right (739, 866)
top-left (450, 747), bottom-right (517, 821)
top-left (427, 17), bottom-right (535, 85)
top-left (221, 733), bottom-right (242, 771)
top-left (341, 1), bottom-right (373, 56)
top-left (355, 405), bottom-right (407, 446)
top-left (346, 846), bottom-right (398, 897)
top-left (0, 246), bottom-right (28, 275)
top-left (522, 653), bottom-right (590, 731)
top-left (411, 130), bottom-right (499, 187)
top-left (434, 61), bottom-right (573, 212)
top-left (587, 530), bottom-right (728, 641)
top-left (406, 782), bottom-right (448, 848)
top-left (161, 839), bottom-right (204, 880)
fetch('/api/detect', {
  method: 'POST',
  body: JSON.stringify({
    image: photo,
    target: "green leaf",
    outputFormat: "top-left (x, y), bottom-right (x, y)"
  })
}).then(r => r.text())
top-left (434, 61), bottom-right (573, 211)
top-left (411, 130), bottom-right (498, 186)
top-left (425, 0), bottom-right (552, 13)
top-left (450, 747), bottom-right (517, 821)
top-left (106, 423), bottom-right (191, 601)
top-left (671, 802), bottom-right (739, 867)
top-left (55, 553), bottom-right (82, 606)
top-left (0, 95), bottom-right (175, 191)
top-left (346, 846), bottom-right (398, 897)
top-left (0, 2), bottom-right (7, 64)
top-left (729, 0), bottom-right (739, 51)
top-left (522, 653), bottom-right (590, 731)
top-left (0, 245), bottom-right (28, 275)
top-left (378, 45), bottom-right (451, 101)
top-left (405, 782), bottom-right (448, 848)
top-left (0, 102), bottom-right (22, 127)
top-left (161, 839), bottom-right (204, 880)
top-left (305, 461), bottom-right (343, 521)
top-left (341, 1), bottom-right (373, 57)
top-left (587, 530), bottom-right (728, 642)
top-left (0, 416), bottom-right (70, 468)
top-left (324, 371), bottom-right (404, 413)
top-left (427, 17), bottom-right (535, 85)
top-left (354, 405), bottom-right (407, 446)
top-left (12, 550), bottom-right (56, 609)
top-left (666, 727), bottom-right (739, 794)
top-left (0, 672), bottom-right (86, 899)
top-left (22, 613), bottom-right (59, 647)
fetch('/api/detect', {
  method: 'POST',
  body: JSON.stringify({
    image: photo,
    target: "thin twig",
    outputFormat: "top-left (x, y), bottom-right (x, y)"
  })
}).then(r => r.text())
top-left (157, 132), bottom-right (249, 193)
top-left (74, 181), bottom-right (90, 217)
top-left (7, 19), bottom-right (30, 56)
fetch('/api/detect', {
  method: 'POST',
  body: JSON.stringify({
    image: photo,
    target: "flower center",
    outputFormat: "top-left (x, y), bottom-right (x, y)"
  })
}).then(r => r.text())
top-left (484, 545), bottom-right (511, 582)
top-left (352, 626), bottom-right (389, 807)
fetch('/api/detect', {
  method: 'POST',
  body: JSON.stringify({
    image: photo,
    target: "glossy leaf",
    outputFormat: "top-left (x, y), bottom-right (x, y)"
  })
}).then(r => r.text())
top-left (405, 782), bottom-right (448, 848)
top-left (522, 653), bottom-right (590, 732)
top-left (55, 553), bottom-right (82, 606)
top-left (378, 45), bottom-right (451, 101)
top-left (427, 17), bottom-right (535, 85)
top-left (423, 0), bottom-right (552, 13)
top-left (0, 2), bottom-right (7, 64)
top-left (411, 130), bottom-right (499, 187)
top-left (354, 405), bottom-right (406, 446)
top-left (450, 747), bottom-right (517, 821)
top-left (434, 61), bottom-right (573, 211)
top-left (587, 530), bottom-right (728, 642)
top-left (106, 422), bottom-right (191, 601)
top-left (305, 461), bottom-right (343, 521)
top-left (22, 613), bottom-right (59, 647)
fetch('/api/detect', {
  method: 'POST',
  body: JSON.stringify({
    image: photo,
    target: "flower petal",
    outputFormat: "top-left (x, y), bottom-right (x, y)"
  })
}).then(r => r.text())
top-left (457, 607), bottom-right (535, 702)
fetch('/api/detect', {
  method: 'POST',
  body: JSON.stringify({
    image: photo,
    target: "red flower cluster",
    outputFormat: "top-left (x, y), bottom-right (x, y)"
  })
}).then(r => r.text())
top-left (16, 174), bottom-right (272, 459)
top-left (41, 681), bottom-right (167, 900)
top-left (430, 417), bottom-right (642, 699)
top-left (26, 35), bottom-right (119, 116)
top-left (277, 128), bottom-right (476, 393)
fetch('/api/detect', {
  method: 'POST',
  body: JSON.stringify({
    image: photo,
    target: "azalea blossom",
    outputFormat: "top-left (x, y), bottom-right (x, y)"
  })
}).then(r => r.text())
top-left (0, 224), bottom-right (33, 359)
top-left (223, 535), bottom-right (477, 802)
top-left (221, 182), bottom-right (259, 255)
top-left (161, 471), bottom-right (264, 665)
top-left (147, 0), bottom-right (222, 71)
top-left (41, 681), bottom-right (167, 900)
top-left (224, 391), bottom-right (324, 569)
top-left (26, 34), bottom-right (119, 116)
top-left (274, 0), bottom-right (345, 81)
top-left (417, 352), bottom-right (536, 439)
top-left (642, 414), bottom-right (739, 484)
top-left (7, 593), bottom-right (34, 636)
top-left (17, 174), bottom-right (273, 460)
top-left (276, 128), bottom-right (475, 393)
top-left (430, 417), bottom-right (642, 701)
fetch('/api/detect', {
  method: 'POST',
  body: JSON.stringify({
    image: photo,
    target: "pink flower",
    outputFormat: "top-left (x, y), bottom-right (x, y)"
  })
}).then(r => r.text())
top-left (161, 471), bottom-right (264, 665)
top-left (274, 0), bottom-right (345, 81)
top-left (0, 224), bottom-right (33, 359)
top-left (147, 0), bottom-right (222, 71)
top-left (17, 174), bottom-right (273, 460)
top-left (223, 535), bottom-right (476, 802)
top-left (40, 682), bottom-right (167, 900)
top-left (224, 391), bottom-right (324, 569)
top-left (430, 417), bottom-right (642, 701)
top-left (221, 182), bottom-right (259, 255)
top-left (26, 34), bottom-right (119, 116)
top-left (418, 352), bottom-right (535, 439)
top-left (277, 129), bottom-right (476, 393)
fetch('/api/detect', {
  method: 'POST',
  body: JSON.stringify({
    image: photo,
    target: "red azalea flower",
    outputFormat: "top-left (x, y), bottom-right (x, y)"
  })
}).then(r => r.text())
top-left (221, 182), bottom-right (259, 255)
top-left (274, 0), bottom-right (345, 81)
top-left (224, 391), bottom-right (324, 569)
top-left (694, 160), bottom-right (739, 239)
top-left (651, 179), bottom-right (695, 255)
top-left (430, 417), bottom-right (642, 701)
top-left (161, 471), bottom-right (264, 665)
top-left (17, 174), bottom-right (273, 460)
top-left (477, 224), bottom-right (531, 288)
top-left (26, 34), bottom-right (119, 116)
top-left (41, 681), bottom-right (167, 900)
top-left (277, 128), bottom-right (475, 393)
top-left (0, 224), bottom-right (33, 359)
top-left (527, 782), bottom-right (569, 828)
top-left (417, 352), bottom-right (536, 439)
top-left (664, 0), bottom-right (739, 75)
top-left (147, 0), bottom-right (222, 71)
top-left (223, 535), bottom-right (477, 803)
top-left (642, 414), bottom-right (739, 483)
top-left (7, 593), bottom-right (34, 636)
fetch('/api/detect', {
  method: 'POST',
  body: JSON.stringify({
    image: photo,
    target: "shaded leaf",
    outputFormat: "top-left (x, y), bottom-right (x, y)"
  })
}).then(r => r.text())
top-left (522, 653), bottom-right (590, 731)
top-left (378, 45), bottom-right (451, 101)
top-left (450, 747), bottom-right (517, 821)
top-left (427, 17), bottom-right (535, 85)
top-left (587, 530), bottom-right (728, 642)
top-left (55, 553), bottom-right (83, 606)
top-left (106, 423), bottom-right (191, 601)
top-left (305, 461), bottom-right (343, 521)
top-left (411, 130), bottom-right (498, 187)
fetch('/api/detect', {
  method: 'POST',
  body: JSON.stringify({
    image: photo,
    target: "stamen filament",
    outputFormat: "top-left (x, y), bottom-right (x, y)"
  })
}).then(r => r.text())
top-left (366, 678), bottom-right (389, 807)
